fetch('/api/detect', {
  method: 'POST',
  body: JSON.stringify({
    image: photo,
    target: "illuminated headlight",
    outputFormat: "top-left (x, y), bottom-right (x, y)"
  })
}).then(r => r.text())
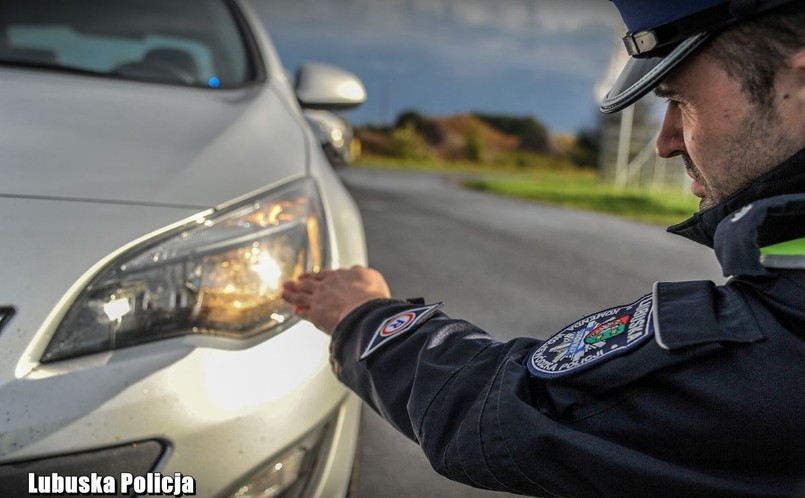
top-left (41, 179), bottom-right (326, 363)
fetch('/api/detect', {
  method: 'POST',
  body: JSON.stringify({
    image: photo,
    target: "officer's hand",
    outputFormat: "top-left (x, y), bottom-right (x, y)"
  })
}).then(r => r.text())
top-left (281, 266), bottom-right (391, 335)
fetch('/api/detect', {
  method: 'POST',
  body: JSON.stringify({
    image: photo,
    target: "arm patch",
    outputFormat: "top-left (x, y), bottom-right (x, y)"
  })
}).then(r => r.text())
top-left (528, 295), bottom-right (655, 379)
top-left (360, 303), bottom-right (442, 361)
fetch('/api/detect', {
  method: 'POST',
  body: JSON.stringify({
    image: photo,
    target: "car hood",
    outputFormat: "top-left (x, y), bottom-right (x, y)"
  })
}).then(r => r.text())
top-left (0, 68), bottom-right (310, 375)
top-left (0, 67), bottom-right (307, 207)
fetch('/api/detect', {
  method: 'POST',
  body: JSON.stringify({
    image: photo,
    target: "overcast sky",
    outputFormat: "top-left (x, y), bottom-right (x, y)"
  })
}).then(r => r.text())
top-left (252, 0), bottom-right (625, 134)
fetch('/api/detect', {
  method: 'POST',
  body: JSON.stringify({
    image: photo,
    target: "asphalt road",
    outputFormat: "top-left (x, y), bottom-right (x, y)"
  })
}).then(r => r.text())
top-left (338, 167), bottom-right (724, 498)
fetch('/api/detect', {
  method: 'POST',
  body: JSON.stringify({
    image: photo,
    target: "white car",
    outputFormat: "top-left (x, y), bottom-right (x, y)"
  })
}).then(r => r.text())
top-left (0, 0), bottom-right (367, 497)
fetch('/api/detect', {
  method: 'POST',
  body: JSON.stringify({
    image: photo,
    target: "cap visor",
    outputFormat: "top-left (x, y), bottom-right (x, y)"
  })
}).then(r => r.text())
top-left (600, 32), bottom-right (711, 114)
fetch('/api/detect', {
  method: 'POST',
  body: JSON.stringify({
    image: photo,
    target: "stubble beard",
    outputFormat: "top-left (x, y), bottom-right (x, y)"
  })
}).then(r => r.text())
top-left (685, 102), bottom-right (798, 213)
top-left (681, 154), bottom-right (715, 210)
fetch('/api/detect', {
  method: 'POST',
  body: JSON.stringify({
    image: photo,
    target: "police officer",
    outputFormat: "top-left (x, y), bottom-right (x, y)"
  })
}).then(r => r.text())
top-left (283, 1), bottom-right (805, 496)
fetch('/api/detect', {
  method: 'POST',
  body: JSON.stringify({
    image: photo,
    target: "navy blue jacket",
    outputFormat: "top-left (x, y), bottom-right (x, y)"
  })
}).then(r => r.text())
top-left (331, 147), bottom-right (805, 498)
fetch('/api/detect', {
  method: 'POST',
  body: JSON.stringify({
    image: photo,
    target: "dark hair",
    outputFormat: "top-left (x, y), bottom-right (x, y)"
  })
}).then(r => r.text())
top-left (705, 0), bottom-right (805, 107)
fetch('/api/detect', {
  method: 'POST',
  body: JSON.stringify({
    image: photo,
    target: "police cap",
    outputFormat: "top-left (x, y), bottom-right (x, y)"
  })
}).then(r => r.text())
top-left (601, 0), bottom-right (796, 114)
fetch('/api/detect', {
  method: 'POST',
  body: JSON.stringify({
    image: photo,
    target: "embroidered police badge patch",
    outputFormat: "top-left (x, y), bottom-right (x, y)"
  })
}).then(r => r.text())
top-left (360, 303), bottom-right (442, 360)
top-left (528, 294), bottom-right (654, 379)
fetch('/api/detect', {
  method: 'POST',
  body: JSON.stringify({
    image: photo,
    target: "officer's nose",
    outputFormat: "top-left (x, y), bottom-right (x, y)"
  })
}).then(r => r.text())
top-left (655, 103), bottom-right (685, 159)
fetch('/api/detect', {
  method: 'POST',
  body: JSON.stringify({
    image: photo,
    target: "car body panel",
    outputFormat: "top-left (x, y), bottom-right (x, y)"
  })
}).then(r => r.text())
top-left (0, 68), bottom-right (306, 207)
top-left (1, 324), bottom-right (355, 492)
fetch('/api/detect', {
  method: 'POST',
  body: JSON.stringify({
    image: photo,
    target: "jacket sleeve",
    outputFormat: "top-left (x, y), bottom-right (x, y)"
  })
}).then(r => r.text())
top-left (329, 299), bottom-right (516, 443)
top-left (330, 298), bottom-right (561, 495)
top-left (328, 290), bottom-right (805, 498)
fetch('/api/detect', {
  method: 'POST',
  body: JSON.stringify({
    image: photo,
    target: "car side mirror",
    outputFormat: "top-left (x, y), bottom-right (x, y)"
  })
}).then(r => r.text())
top-left (295, 61), bottom-right (366, 111)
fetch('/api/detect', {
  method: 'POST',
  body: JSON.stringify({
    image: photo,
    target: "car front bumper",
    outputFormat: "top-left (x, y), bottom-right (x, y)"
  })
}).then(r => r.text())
top-left (0, 320), bottom-right (361, 498)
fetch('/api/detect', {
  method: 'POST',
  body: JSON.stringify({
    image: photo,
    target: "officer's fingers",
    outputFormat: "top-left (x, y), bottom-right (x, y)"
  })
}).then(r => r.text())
top-left (294, 269), bottom-right (330, 282)
top-left (281, 286), bottom-right (312, 307)
top-left (312, 269), bottom-right (333, 280)
top-left (292, 305), bottom-right (312, 322)
top-left (290, 302), bottom-right (333, 334)
top-left (282, 280), bottom-right (300, 292)
top-left (294, 277), bottom-right (322, 294)
top-left (281, 280), bottom-right (305, 298)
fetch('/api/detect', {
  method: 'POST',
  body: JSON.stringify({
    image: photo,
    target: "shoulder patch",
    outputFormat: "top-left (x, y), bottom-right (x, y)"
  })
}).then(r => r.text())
top-left (360, 303), bottom-right (442, 361)
top-left (528, 295), bottom-right (654, 379)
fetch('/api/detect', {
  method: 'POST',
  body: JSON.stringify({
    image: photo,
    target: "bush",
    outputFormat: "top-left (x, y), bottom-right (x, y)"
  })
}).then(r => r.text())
top-left (464, 124), bottom-right (485, 163)
top-left (390, 122), bottom-right (433, 160)
top-left (473, 113), bottom-right (551, 153)
top-left (568, 128), bottom-right (600, 169)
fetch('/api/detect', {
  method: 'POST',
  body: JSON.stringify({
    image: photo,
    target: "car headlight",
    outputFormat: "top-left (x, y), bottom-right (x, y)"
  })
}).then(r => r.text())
top-left (41, 179), bottom-right (327, 363)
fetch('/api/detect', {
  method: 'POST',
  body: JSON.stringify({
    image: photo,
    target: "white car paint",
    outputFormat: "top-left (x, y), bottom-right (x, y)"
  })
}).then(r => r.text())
top-left (0, 0), bottom-right (366, 496)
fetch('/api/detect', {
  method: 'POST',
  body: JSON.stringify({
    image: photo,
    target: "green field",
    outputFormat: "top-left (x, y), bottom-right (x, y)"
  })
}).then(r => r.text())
top-left (464, 173), bottom-right (699, 226)
top-left (354, 156), bottom-right (699, 226)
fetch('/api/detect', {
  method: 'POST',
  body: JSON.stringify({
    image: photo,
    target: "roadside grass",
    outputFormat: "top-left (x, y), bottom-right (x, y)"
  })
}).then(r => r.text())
top-left (464, 174), bottom-right (698, 226)
top-left (355, 153), bottom-right (577, 174)
top-left (353, 155), bottom-right (699, 226)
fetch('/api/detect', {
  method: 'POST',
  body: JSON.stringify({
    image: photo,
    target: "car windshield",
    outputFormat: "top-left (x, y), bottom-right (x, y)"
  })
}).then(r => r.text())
top-left (0, 0), bottom-right (254, 88)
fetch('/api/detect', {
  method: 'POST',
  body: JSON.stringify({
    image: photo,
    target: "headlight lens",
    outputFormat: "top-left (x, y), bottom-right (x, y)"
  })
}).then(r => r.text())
top-left (41, 179), bottom-right (326, 363)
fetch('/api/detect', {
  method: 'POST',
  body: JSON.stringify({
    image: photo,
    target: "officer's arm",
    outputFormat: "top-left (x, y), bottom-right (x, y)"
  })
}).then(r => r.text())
top-left (284, 267), bottom-right (802, 497)
top-left (330, 298), bottom-right (558, 495)
top-left (328, 279), bottom-right (805, 498)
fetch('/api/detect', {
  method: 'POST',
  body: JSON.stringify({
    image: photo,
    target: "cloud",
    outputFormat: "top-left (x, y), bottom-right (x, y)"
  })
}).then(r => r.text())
top-left (256, 0), bottom-right (620, 36)
top-left (257, 0), bottom-right (621, 78)
top-left (253, 0), bottom-right (626, 131)
top-left (441, 0), bottom-right (621, 34)
top-left (532, 2), bottom-right (621, 32)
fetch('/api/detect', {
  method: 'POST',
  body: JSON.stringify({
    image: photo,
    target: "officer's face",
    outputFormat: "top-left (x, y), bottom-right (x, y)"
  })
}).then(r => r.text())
top-left (654, 48), bottom-right (804, 210)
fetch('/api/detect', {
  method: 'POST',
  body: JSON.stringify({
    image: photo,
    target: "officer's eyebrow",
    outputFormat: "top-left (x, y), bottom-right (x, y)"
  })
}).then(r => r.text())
top-left (653, 85), bottom-right (674, 99)
top-left (654, 83), bottom-right (682, 100)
